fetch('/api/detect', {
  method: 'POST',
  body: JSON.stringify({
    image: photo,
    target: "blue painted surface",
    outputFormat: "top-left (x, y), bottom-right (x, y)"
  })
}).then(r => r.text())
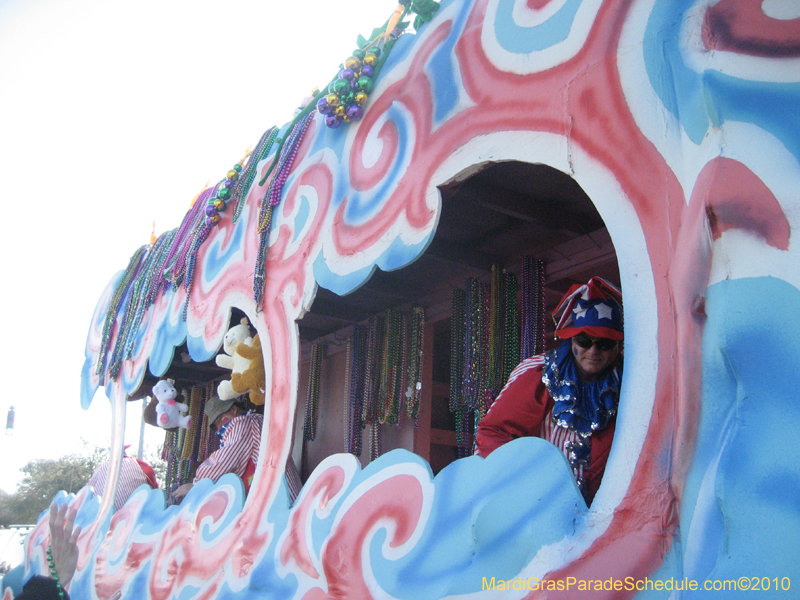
top-left (703, 71), bottom-right (800, 162)
top-left (495, 0), bottom-right (583, 53)
top-left (644, 0), bottom-right (709, 145)
top-left (291, 192), bottom-right (311, 243)
top-left (645, 0), bottom-right (800, 160)
top-left (428, 0), bottom-right (470, 125)
top-left (205, 209), bottom-right (248, 282)
top-left (681, 277), bottom-right (800, 596)
top-left (343, 107), bottom-right (415, 225)
top-left (312, 252), bottom-right (376, 296)
top-left (375, 439), bottom-right (584, 599)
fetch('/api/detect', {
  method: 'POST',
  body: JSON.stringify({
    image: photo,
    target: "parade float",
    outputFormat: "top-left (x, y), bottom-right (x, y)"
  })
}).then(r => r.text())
top-left (7, 0), bottom-right (800, 597)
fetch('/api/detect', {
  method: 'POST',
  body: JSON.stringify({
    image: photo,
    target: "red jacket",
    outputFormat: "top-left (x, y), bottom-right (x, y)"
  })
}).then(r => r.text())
top-left (475, 356), bottom-right (615, 505)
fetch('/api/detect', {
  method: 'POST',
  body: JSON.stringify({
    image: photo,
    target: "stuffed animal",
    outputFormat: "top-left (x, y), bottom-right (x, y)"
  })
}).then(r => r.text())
top-left (215, 317), bottom-right (253, 372)
top-left (216, 318), bottom-right (266, 405)
top-left (152, 378), bottom-right (192, 429)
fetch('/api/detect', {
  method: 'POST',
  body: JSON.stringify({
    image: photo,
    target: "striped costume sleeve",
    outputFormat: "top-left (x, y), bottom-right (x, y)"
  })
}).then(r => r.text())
top-left (474, 355), bottom-right (548, 458)
top-left (194, 414), bottom-right (261, 484)
top-left (88, 457), bottom-right (152, 511)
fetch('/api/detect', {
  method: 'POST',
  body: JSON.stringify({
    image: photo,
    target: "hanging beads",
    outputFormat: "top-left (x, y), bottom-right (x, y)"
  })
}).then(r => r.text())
top-left (379, 309), bottom-right (407, 425)
top-left (486, 265), bottom-right (504, 393)
top-left (504, 270), bottom-right (520, 380)
top-left (254, 112), bottom-right (315, 310)
top-left (521, 256), bottom-right (545, 358)
top-left (462, 277), bottom-right (487, 411)
top-left (406, 305), bottom-right (425, 425)
top-left (231, 128), bottom-right (278, 223)
top-left (449, 266), bottom-right (522, 453)
top-left (362, 315), bottom-right (384, 426)
top-left (303, 342), bottom-right (324, 441)
top-left (369, 423), bottom-right (383, 462)
top-left (449, 288), bottom-right (465, 412)
top-left (344, 325), bottom-right (367, 456)
top-left (97, 245), bottom-right (147, 378)
top-left (536, 259), bottom-right (546, 355)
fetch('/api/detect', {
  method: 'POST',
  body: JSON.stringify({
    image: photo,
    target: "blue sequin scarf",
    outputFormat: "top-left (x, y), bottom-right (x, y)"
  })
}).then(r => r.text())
top-left (542, 341), bottom-right (622, 438)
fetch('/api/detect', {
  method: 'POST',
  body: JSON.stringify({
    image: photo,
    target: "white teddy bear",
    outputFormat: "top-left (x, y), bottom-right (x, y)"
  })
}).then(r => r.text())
top-left (152, 378), bottom-right (192, 429)
top-left (216, 317), bottom-right (256, 402)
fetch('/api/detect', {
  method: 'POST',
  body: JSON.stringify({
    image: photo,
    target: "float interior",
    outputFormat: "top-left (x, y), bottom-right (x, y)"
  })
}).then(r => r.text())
top-left (133, 160), bottom-right (621, 482)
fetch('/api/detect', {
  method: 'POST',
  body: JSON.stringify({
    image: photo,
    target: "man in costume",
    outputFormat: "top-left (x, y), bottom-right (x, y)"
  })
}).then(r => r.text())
top-left (172, 395), bottom-right (262, 500)
top-left (475, 277), bottom-right (623, 505)
top-left (172, 395), bottom-right (302, 501)
top-left (88, 449), bottom-right (159, 511)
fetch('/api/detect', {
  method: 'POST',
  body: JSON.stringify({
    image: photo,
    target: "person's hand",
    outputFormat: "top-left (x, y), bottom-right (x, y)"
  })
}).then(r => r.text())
top-left (172, 483), bottom-right (194, 500)
top-left (48, 503), bottom-right (81, 588)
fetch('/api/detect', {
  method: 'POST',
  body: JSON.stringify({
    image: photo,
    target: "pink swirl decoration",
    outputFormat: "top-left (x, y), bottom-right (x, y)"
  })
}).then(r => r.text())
top-left (280, 466), bottom-right (348, 579)
top-left (302, 474), bottom-right (426, 600)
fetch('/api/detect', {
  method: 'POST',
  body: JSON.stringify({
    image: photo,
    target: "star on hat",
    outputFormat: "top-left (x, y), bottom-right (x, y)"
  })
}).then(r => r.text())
top-left (573, 304), bottom-right (589, 321)
top-left (595, 302), bottom-right (614, 321)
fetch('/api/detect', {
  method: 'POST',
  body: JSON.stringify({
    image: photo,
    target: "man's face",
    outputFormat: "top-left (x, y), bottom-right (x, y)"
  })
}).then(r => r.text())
top-left (571, 333), bottom-right (621, 382)
top-left (212, 406), bottom-right (240, 431)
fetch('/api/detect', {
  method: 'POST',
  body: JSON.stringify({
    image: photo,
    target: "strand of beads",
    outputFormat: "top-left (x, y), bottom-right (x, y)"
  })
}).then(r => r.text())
top-left (342, 336), bottom-right (354, 454)
top-left (521, 255), bottom-right (534, 358)
top-left (175, 426), bottom-right (186, 470)
top-left (97, 245), bottom-right (147, 377)
top-left (303, 342), bottom-right (324, 441)
top-left (259, 112), bottom-right (316, 233)
top-left (345, 325), bottom-right (367, 455)
top-left (462, 277), bottom-right (487, 412)
top-left (406, 305), bottom-right (425, 425)
top-left (197, 383), bottom-right (217, 463)
top-left (107, 230), bottom-right (181, 378)
top-left (362, 315), bottom-right (384, 426)
top-left (455, 407), bottom-right (471, 458)
top-left (163, 434), bottom-right (173, 505)
top-left (119, 232), bottom-right (177, 366)
top-left (317, 46), bottom-right (381, 128)
top-left (481, 265), bottom-right (520, 422)
top-left (504, 270), bottom-right (520, 378)
top-left (478, 280), bottom-right (493, 423)
top-left (535, 257), bottom-right (546, 354)
top-left (180, 387), bottom-right (202, 460)
top-left (230, 128), bottom-right (278, 222)
top-left (486, 265), bottom-right (502, 392)
top-left (521, 256), bottom-right (546, 358)
top-left (369, 422), bottom-right (383, 462)
top-left (46, 545), bottom-right (66, 599)
top-left (449, 288), bottom-right (465, 412)
top-left (379, 309), bottom-right (408, 425)
top-left (254, 112), bottom-right (315, 309)
top-left (396, 311), bottom-right (409, 422)
top-left (161, 188), bottom-right (213, 289)
top-left (181, 213), bottom-right (220, 319)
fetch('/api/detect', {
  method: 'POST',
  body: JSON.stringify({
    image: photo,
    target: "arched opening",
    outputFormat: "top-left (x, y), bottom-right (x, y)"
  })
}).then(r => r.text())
top-left (293, 160), bottom-right (620, 479)
top-left (127, 307), bottom-right (268, 502)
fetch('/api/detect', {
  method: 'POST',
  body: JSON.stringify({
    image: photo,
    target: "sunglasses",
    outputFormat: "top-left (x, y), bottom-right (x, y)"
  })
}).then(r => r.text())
top-left (573, 334), bottom-right (618, 351)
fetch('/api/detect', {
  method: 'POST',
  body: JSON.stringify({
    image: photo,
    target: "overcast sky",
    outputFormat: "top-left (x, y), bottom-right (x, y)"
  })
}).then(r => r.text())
top-left (0, 0), bottom-right (395, 494)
